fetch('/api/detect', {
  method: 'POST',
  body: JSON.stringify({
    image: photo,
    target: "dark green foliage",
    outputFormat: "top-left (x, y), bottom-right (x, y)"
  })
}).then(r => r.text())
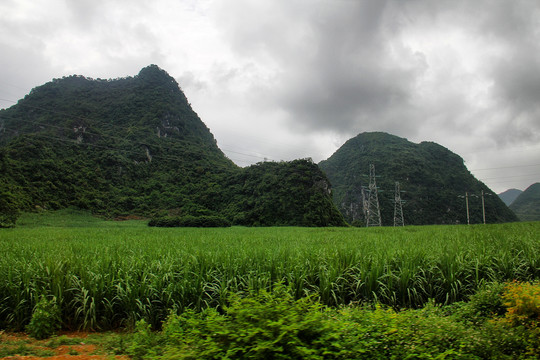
top-left (0, 191), bottom-right (20, 228)
top-left (510, 183), bottom-right (540, 221)
top-left (0, 65), bottom-right (343, 226)
top-left (125, 284), bottom-right (540, 360)
top-left (319, 132), bottom-right (518, 225)
top-left (452, 282), bottom-right (507, 324)
top-left (26, 296), bottom-right (61, 339)
top-left (223, 159), bottom-right (346, 227)
top-left (137, 286), bottom-right (346, 359)
top-left (127, 320), bottom-right (165, 360)
top-left (0, 148), bottom-right (29, 228)
top-left (148, 215), bottom-right (231, 227)
top-left (148, 216), bottom-right (181, 227)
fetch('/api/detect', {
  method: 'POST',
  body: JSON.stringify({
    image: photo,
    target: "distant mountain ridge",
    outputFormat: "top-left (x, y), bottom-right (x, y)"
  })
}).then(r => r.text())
top-left (319, 132), bottom-right (518, 225)
top-left (0, 65), bottom-right (345, 227)
top-left (498, 188), bottom-right (523, 206)
top-left (509, 183), bottom-right (540, 221)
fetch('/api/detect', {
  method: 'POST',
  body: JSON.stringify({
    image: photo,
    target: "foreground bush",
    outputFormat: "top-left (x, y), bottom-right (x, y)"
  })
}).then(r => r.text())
top-left (26, 296), bottom-right (61, 340)
top-left (127, 282), bottom-right (540, 360)
top-left (159, 287), bottom-right (343, 359)
top-left (148, 215), bottom-right (231, 228)
top-left (502, 280), bottom-right (540, 328)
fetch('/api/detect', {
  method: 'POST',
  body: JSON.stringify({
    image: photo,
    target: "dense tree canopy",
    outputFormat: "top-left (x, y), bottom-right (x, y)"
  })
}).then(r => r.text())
top-left (319, 132), bottom-right (518, 225)
top-left (0, 65), bottom-right (344, 227)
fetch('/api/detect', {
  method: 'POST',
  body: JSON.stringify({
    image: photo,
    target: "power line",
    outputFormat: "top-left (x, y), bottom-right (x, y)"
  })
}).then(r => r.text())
top-left (481, 178), bottom-right (539, 186)
top-left (0, 95), bottom-right (289, 164)
top-left (2, 95), bottom-right (539, 188)
top-left (0, 96), bottom-right (277, 169)
top-left (2, 125), bottom-right (286, 171)
top-left (4, 94), bottom-right (539, 174)
top-left (471, 163), bottom-right (540, 171)
top-left (458, 191), bottom-right (493, 225)
top-left (220, 147), bottom-right (276, 161)
top-left (1, 127), bottom-right (239, 173)
top-left (479, 172), bottom-right (540, 181)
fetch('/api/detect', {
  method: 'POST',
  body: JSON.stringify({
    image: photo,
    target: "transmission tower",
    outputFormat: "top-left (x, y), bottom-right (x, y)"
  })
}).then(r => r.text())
top-left (361, 186), bottom-right (369, 221)
top-left (393, 182), bottom-right (405, 227)
top-left (366, 164), bottom-right (382, 227)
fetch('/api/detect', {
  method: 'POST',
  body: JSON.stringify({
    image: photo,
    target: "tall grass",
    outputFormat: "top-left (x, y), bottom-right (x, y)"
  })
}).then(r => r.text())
top-left (0, 213), bottom-right (538, 331)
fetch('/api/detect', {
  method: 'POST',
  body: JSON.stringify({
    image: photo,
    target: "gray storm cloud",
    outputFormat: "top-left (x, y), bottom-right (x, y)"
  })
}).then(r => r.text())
top-left (213, 0), bottom-right (540, 146)
top-left (1, 0), bottom-right (539, 192)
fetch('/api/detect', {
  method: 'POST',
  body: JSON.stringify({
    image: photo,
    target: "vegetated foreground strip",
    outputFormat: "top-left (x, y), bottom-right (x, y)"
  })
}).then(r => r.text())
top-left (0, 331), bottom-right (129, 360)
top-left (0, 222), bottom-right (538, 331)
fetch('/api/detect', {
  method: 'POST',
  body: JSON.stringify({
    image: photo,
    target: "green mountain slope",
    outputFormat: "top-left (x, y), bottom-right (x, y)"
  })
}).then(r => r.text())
top-left (225, 160), bottom-right (345, 226)
top-left (319, 132), bottom-right (518, 225)
top-left (0, 65), bottom-right (345, 227)
top-left (498, 188), bottom-right (523, 206)
top-left (509, 183), bottom-right (540, 221)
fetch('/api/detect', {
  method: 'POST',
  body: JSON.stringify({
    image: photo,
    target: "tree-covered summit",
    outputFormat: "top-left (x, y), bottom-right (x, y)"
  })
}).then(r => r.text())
top-left (0, 65), bottom-right (345, 227)
top-left (319, 132), bottom-right (517, 225)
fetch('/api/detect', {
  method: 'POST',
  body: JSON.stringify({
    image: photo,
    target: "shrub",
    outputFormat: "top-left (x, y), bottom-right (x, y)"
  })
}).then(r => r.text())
top-left (26, 296), bottom-right (61, 339)
top-left (120, 283), bottom-right (540, 359)
top-left (178, 215), bottom-right (231, 228)
top-left (147, 216), bottom-right (181, 227)
top-left (0, 213), bottom-right (18, 228)
top-left (160, 285), bottom-right (345, 359)
top-left (453, 282), bottom-right (506, 324)
top-left (0, 191), bottom-right (20, 228)
top-left (490, 281), bottom-right (540, 358)
top-left (127, 320), bottom-right (165, 360)
top-left (148, 215), bottom-right (231, 228)
top-left (502, 280), bottom-right (540, 328)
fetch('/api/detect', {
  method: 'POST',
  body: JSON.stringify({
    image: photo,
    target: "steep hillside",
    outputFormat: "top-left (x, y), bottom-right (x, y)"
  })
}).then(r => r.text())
top-left (509, 183), bottom-right (540, 221)
top-left (319, 132), bottom-right (518, 225)
top-left (224, 159), bottom-right (345, 226)
top-left (0, 65), bottom-right (235, 221)
top-left (0, 65), bottom-right (345, 227)
top-left (498, 188), bottom-right (523, 206)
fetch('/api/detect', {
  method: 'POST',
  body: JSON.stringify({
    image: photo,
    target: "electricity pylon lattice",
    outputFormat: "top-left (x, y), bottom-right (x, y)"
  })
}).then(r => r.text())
top-left (393, 181), bottom-right (405, 227)
top-left (361, 186), bottom-right (369, 221)
top-left (366, 164), bottom-right (382, 227)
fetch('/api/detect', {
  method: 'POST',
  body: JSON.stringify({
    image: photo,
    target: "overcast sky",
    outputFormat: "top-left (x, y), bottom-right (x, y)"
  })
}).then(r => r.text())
top-left (1, 0), bottom-right (539, 193)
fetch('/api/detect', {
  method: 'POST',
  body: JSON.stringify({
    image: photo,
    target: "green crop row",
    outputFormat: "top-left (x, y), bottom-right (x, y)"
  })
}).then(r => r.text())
top-left (1, 220), bottom-right (539, 331)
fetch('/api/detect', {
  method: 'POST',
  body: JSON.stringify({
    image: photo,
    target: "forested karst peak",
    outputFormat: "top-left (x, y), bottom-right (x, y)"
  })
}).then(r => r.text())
top-left (319, 132), bottom-right (517, 225)
top-left (0, 66), bottom-right (345, 227)
top-left (135, 64), bottom-right (187, 98)
top-left (137, 64), bottom-right (175, 83)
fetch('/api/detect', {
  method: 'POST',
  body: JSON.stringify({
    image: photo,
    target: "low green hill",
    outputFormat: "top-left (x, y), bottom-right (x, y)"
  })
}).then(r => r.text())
top-left (498, 188), bottom-right (523, 206)
top-left (509, 183), bottom-right (540, 221)
top-left (0, 65), bottom-right (345, 227)
top-left (319, 132), bottom-right (517, 225)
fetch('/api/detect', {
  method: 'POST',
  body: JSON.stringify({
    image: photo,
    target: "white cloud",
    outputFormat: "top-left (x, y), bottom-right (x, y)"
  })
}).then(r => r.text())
top-left (1, 0), bottom-right (539, 193)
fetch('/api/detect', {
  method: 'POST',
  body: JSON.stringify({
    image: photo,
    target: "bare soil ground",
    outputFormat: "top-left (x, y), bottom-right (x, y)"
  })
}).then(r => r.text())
top-left (0, 331), bottom-right (129, 360)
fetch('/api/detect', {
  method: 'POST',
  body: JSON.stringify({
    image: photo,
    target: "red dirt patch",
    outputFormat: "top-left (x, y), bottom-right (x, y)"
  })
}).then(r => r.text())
top-left (0, 332), bottom-right (129, 360)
